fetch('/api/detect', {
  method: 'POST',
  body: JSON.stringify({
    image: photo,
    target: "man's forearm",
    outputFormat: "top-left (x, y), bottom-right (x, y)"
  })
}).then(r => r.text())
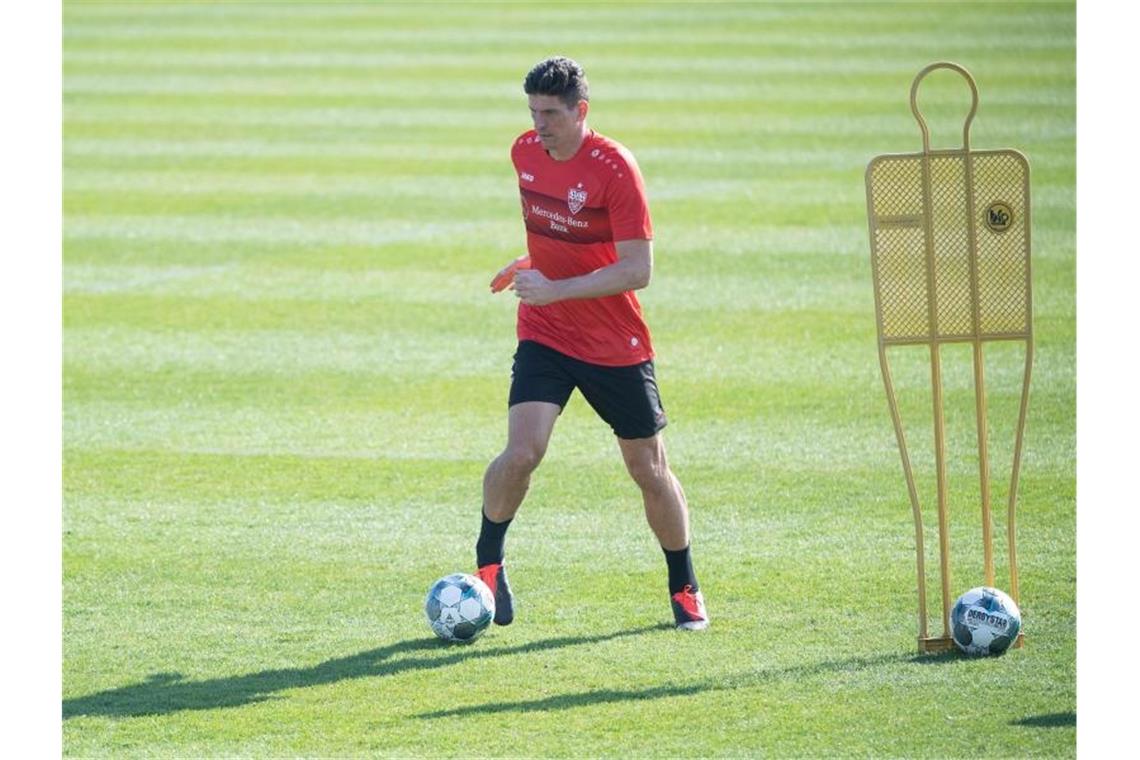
top-left (556, 244), bottom-right (656, 300)
top-left (511, 240), bottom-right (653, 306)
top-left (552, 255), bottom-right (651, 301)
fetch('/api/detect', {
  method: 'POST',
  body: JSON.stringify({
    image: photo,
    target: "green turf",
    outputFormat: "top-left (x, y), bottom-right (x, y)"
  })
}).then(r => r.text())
top-left (63, 1), bottom-right (1076, 756)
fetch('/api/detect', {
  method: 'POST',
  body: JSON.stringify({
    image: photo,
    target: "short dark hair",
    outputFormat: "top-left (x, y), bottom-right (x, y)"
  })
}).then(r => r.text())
top-left (523, 56), bottom-right (589, 109)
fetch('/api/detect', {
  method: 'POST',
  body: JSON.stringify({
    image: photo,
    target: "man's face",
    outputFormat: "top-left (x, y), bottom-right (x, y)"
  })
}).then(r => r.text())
top-left (528, 94), bottom-right (585, 156)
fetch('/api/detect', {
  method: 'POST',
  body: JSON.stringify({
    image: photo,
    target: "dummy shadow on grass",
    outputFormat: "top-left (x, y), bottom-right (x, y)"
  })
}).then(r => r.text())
top-left (416, 651), bottom-right (908, 719)
top-left (1012, 712), bottom-right (1075, 728)
top-left (63, 623), bottom-right (671, 720)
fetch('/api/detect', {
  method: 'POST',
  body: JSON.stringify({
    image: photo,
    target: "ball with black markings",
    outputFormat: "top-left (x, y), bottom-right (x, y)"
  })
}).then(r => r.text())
top-left (951, 586), bottom-right (1022, 656)
top-left (424, 573), bottom-right (495, 643)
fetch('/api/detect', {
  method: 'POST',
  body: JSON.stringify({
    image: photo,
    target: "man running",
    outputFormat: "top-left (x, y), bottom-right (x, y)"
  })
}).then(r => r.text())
top-left (476, 56), bottom-right (708, 631)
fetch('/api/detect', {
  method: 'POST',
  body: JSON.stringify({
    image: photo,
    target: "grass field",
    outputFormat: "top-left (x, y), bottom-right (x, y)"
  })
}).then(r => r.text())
top-left (63, 1), bottom-right (1076, 756)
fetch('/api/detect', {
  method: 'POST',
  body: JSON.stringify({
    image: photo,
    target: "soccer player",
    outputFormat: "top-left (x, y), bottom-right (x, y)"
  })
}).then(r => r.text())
top-left (475, 56), bottom-right (708, 631)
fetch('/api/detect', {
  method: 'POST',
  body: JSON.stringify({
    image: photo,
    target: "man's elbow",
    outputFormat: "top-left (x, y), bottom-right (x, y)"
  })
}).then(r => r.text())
top-left (630, 265), bottom-right (651, 290)
top-left (616, 243), bottom-right (653, 290)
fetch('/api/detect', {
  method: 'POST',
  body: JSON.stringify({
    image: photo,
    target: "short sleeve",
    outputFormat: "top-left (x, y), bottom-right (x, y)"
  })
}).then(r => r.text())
top-left (606, 150), bottom-right (653, 242)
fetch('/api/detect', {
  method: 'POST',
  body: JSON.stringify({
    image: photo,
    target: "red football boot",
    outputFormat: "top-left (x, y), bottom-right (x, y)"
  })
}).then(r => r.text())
top-left (671, 584), bottom-right (709, 630)
top-left (476, 562), bottom-right (515, 626)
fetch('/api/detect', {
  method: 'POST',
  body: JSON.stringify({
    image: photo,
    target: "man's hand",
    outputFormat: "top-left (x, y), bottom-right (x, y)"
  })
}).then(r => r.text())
top-left (513, 268), bottom-right (562, 306)
top-left (490, 255), bottom-right (532, 293)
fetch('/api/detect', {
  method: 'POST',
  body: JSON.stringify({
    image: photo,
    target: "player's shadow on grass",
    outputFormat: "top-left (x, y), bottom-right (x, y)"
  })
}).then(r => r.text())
top-left (415, 651), bottom-right (907, 719)
top-left (62, 624), bottom-right (671, 720)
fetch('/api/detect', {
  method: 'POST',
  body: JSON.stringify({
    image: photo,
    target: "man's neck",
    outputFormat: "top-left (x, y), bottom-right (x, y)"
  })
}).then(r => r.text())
top-left (549, 126), bottom-right (589, 161)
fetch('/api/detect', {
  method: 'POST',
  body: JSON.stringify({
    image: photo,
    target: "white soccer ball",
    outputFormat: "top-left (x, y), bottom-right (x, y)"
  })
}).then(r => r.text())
top-left (951, 586), bottom-right (1022, 656)
top-left (425, 573), bottom-right (495, 643)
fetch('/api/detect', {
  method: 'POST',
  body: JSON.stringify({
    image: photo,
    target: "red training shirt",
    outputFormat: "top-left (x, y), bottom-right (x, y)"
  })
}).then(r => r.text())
top-left (511, 129), bottom-right (655, 366)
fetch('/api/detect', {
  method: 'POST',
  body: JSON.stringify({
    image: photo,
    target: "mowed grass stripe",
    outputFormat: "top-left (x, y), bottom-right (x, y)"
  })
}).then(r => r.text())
top-left (61, 7), bottom-right (1072, 35)
top-left (64, 138), bottom-right (503, 162)
top-left (62, 29), bottom-right (1073, 57)
top-left (64, 214), bottom-right (507, 246)
top-left (62, 457), bottom-right (1070, 562)
top-left (59, 229), bottom-right (1077, 278)
top-left (62, 354), bottom-right (1056, 417)
top-left (62, 261), bottom-right (868, 310)
top-left (63, 101), bottom-right (1076, 139)
top-left (63, 138), bottom-right (1074, 175)
top-left (62, 134), bottom-right (1077, 166)
top-left (62, 172), bottom-right (857, 202)
top-left (62, 59), bottom-right (1074, 93)
top-left (64, 74), bottom-right (1075, 110)
top-left (62, 13), bottom-right (1072, 51)
top-left (62, 319), bottom-right (1071, 398)
top-left (59, 219), bottom-right (926, 264)
top-left (64, 389), bottom-right (1074, 476)
top-left (63, 174), bottom-right (1078, 230)
top-left (63, 0), bottom-right (1067, 25)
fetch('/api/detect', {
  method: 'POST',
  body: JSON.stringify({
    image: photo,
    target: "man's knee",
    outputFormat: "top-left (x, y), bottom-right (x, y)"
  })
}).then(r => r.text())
top-left (623, 447), bottom-right (671, 493)
top-left (500, 441), bottom-right (547, 477)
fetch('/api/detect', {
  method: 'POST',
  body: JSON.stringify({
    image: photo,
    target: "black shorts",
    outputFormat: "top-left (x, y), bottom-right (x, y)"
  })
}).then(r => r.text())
top-left (508, 340), bottom-right (668, 440)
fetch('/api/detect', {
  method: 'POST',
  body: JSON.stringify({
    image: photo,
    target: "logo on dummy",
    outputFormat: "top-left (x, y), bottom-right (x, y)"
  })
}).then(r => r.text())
top-left (985, 201), bottom-right (1013, 233)
top-left (567, 183), bottom-right (588, 215)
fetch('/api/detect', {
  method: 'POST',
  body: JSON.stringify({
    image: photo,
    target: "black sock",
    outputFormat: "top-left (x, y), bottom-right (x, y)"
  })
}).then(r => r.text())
top-left (662, 545), bottom-right (698, 595)
top-left (476, 510), bottom-right (512, 567)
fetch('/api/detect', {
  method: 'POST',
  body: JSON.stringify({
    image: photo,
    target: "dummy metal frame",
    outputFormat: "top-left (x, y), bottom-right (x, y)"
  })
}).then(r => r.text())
top-left (865, 62), bottom-right (1032, 653)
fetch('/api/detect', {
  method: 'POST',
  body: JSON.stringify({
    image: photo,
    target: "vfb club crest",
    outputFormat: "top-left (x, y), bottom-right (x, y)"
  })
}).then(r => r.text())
top-left (567, 183), bottom-right (588, 215)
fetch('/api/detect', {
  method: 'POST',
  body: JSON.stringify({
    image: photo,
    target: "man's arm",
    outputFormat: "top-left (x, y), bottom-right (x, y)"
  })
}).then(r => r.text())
top-left (512, 239), bottom-right (652, 306)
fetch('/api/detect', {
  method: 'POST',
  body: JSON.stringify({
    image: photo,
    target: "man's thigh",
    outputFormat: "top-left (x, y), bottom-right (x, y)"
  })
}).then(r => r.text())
top-left (508, 340), bottom-right (576, 410)
top-left (572, 358), bottom-right (668, 440)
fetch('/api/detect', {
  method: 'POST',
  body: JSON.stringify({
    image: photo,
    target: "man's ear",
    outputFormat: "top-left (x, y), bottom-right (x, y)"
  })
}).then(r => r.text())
top-left (577, 99), bottom-right (589, 123)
